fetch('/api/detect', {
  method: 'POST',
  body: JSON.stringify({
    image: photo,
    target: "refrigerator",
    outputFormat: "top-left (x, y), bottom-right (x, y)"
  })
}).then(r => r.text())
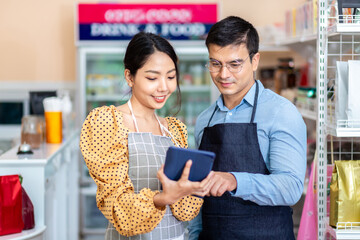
top-left (76, 3), bottom-right (218, 238)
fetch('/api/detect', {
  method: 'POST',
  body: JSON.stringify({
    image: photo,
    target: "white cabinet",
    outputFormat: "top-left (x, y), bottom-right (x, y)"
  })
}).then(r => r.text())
top-left (0, 131), bottom-right (80, 240)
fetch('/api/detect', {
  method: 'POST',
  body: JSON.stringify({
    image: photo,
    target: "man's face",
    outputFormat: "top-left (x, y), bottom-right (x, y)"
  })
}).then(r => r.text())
top-left (207, 43), bottom-right (260, 102)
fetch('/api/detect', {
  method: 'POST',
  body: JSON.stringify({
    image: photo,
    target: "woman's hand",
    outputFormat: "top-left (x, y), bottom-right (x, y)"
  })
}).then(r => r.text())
top-left (153, 160), bottom-right (214, 208)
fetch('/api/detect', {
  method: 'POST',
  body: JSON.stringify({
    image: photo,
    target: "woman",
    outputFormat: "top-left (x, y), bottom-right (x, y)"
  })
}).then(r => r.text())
top-left (80, 32), bottom-right (213, 240)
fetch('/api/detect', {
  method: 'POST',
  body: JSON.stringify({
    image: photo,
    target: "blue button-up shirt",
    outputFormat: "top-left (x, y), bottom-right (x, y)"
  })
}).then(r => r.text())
top-left (195, 80), bottom-right (306, 205)
top-left (189, 80), bottom-right (307, 239)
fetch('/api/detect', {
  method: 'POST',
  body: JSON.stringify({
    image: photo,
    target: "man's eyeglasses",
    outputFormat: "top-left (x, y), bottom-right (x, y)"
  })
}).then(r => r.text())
top-left (205, 55), bottom-right (251, 73)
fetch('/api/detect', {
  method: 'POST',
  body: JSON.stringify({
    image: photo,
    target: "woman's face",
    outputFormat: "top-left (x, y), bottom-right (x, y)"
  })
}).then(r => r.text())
top-left (126, 51), bottom-right (177, 110)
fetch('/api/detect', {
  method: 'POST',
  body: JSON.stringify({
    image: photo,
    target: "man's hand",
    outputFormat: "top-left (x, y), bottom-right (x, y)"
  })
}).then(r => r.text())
top-left (207, 172), bottom-right (237, 197)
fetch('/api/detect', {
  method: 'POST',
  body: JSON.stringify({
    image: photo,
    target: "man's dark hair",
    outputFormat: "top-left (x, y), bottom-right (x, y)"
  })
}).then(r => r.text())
top-left (206, 16), bottom-right (259, 60)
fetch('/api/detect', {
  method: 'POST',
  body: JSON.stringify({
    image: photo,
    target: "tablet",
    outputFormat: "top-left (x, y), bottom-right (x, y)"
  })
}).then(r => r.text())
top-left (164, 146), bottom-right (215, 182)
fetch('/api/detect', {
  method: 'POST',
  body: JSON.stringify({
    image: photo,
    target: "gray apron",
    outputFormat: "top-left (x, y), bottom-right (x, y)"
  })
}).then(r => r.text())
top-left (105, 101), bottom-right (184, 240)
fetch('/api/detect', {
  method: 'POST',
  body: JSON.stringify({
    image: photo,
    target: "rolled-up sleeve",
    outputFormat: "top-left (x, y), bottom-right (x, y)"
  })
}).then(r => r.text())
top-left (232, 102), bottom-right (307, 206)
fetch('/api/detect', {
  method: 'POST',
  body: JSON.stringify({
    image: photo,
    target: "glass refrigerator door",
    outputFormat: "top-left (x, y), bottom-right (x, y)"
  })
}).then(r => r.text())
top-left (78, 47), bottom-right (131, 237)
top-left (157, 46), bottom-right (216, 149)
top-left (79, 45), bottom-right (216, 149)
top-left (78, 47), bottom-right (130, 124)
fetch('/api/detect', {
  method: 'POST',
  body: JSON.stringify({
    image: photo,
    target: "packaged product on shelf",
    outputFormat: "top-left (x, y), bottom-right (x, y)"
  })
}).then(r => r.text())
top-left (343, 8), bottom-right (353, 23)
top-left (185, 97), bottom-right (194, 126)
top-left (0, 175), bottom-right (24, 236)
top-left (305, 1), bottom-right (313, 35)
top-left (190, 63), bottom-right (203, 85)
top-left (204, 71), bottom-right (212, 85)
top-left (86, 74), bottom-right (96, 95)
top-left (347, 60), bottom-right (360, 127)
top-left (330, 160), bottom-right (360, 227)
top-left (296, 87), bottom-right (316, 111)
top-left (328, 0), bottom-right (337, 27)
top-left (182, 74), bottom-right (193, 85)
top-left (178, 63), bottom-right (187, 85)
top-left (101, 74), bottom-right (115, 95)
top-left (285, 10), bottom-right (292, 38)
top-left (292, 8), bottom-right (297, 37)
top-left (312, 0), bottom-right (317, 34)
top-left (335, 61), bottom-right (348, 121)
top-left (296, 4), bottom-right (304, 36)
top-left (355, 8), bottom-right (360, 23)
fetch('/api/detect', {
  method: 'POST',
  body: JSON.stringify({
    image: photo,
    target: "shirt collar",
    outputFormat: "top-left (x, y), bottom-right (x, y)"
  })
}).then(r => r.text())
top-left (216, 80), bottom-right (264, 111)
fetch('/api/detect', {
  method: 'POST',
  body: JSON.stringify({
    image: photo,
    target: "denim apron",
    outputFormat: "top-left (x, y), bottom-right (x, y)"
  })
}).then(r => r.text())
top-left (105, 101), bottom-right (184, 240)
top-left (198, 82), bottom-right (295, 240)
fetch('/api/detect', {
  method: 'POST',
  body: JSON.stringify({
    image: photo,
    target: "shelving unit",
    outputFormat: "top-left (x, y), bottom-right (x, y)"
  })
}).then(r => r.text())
top-left (326, 219), bottom-right (360, 239)
top-left (80, 186), bottom-right (107, 239)
top-left (317, 1), bottom-right (360, 239)
top-left (262, 1), bottom-right (360, 239)
top-left (86, 94), bottom-right (130, 102)
top-left (296, 98), bottom-right (317, 121)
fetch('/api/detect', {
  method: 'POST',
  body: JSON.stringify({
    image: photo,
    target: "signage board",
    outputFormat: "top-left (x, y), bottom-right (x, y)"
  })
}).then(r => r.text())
top-left (77, 3), bottom-right (218, 41)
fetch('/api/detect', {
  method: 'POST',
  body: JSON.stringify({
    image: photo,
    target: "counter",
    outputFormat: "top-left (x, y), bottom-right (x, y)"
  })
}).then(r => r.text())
top-left (0, 130), bottom-right (80, 240)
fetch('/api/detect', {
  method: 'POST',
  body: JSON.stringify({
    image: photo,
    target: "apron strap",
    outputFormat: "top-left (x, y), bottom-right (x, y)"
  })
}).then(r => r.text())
top-left (250, 81), bottom-right (259, 123)
top-left (207, 105), bottom-right (218, 127)
top-left (127, 100), bottom-right (140, 132)
top-left (127, 99), bottom-right (181, 147)
top-left (155, 115), bottom-right (181, 148)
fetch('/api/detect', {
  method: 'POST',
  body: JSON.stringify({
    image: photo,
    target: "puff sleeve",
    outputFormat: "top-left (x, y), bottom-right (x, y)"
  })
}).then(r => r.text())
top-left (79, 106), bottom-right (166, 237)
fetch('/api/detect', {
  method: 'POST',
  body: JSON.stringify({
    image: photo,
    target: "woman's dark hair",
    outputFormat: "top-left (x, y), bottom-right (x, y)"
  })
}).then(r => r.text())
top-left (206, 16), bottom-right (259, 61)
top-left (124, 32), bottom-right (181, 116)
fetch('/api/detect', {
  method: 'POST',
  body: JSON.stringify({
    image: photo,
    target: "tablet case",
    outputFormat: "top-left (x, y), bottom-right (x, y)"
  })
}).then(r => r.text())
top-left (164, 146), bottom-right (215, 182)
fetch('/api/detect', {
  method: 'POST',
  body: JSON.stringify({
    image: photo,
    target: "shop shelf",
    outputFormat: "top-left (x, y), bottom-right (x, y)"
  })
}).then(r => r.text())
top-left (180, 85), bottom-right (211, 92)
top-left (327, 119), bottom-right (360, 137)
top-left (80, 187), bottom-right (108, 236)
top-left (86, 94), bottom-right (130, 102)
top-left (81, 228), bottom-right (106, 235)
top-left (81, 186), bottom-right (97, 196)
top-left (296, 98), bottom-right (317, 121)
top-left (263, 33), bottom-right (317, 47)
top-left (325, 218), bottom-right (360, 239)
top-left (0, 226), bottom-right (46, 240)
top-left (259, 44), bottom-right (290, 52)
top-left (328, 15), bottom-right (360, 33)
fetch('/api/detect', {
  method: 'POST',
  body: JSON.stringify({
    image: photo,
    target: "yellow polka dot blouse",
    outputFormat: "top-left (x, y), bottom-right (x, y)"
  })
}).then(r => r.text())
top-left (80, 105), bottom-right (203, 237)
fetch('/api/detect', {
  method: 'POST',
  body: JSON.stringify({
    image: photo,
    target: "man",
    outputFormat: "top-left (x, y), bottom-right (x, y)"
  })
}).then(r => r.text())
top-left (188, 16), bottom-right (306, 239)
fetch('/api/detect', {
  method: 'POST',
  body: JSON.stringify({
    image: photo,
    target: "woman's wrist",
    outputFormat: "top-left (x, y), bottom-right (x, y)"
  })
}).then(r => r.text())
top-left (153, 192), bottom-right (176, 208)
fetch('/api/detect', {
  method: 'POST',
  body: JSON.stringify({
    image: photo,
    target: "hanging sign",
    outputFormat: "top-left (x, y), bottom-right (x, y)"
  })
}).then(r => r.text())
top-left (77, 3), bottom-right (218, 41)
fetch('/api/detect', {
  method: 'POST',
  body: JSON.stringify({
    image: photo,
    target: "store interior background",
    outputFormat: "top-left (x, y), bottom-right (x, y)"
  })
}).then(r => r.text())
top-left (0, 0), bottom-right (307, 85)
top-left (1, 0), bottom-right (318, 239)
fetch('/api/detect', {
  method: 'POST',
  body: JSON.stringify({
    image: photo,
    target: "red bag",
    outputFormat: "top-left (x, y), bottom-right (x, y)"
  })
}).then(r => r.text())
top-left (22, 187), bottom-right (35, 230)
top-left (0, 175), bottom-right (24, 236)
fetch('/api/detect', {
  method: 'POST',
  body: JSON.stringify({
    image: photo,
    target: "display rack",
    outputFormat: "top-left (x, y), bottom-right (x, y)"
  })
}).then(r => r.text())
top-left (317, 1), bottom-right (360, 239)
top-left (296, 98), bottom-right (317, 120)
top-left (316, 2), bottom-right (328, 238)
top-left (326, 219), bottom-right (360, 239)
top-left (263, 1), bottom-right (360, 238)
